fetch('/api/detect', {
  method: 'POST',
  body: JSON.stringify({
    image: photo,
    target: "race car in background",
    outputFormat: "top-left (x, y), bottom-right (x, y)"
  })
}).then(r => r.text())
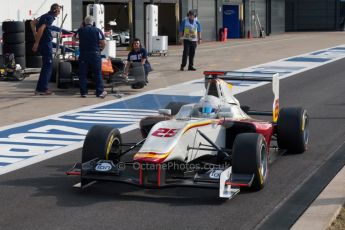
top-left (113, 30), bottom-right (130, 47)
top-left (67, 71), bottom-right (309, 199)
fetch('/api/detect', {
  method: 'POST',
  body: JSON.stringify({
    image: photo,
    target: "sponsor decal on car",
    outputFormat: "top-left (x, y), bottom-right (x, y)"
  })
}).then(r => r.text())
top-left (273, 99), bottom-right (279, 122)
top-left (95, 162), bottom-right (112, 172)
top-left (209, 169), bottom-right (223, 179)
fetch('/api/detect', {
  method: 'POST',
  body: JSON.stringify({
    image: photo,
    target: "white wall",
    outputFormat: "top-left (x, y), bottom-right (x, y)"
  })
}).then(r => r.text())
top-left (0, 0), bottom-right (72, 33)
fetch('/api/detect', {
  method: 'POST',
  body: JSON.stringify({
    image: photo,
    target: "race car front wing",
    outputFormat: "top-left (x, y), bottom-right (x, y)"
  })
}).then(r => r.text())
top-left (66, 158), bottom-right (254, 199)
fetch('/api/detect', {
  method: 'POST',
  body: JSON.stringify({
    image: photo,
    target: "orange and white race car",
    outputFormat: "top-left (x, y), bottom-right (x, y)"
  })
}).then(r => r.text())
top-left (67, 71), bottom-right (309, 199)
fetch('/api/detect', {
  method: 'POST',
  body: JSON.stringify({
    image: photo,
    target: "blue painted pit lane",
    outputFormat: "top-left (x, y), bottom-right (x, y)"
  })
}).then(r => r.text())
top-left (286, 57), bottom-right (331, 62)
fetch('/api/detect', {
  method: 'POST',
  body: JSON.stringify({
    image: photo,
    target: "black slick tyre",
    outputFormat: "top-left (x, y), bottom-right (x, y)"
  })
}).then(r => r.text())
top-left (50, 58), bottom-right (59, 82)
top-left (277, 107), bottom-right (309, 154)
top-left (2, 21), bottom-right (24, 33)
top-left (56, 61), bottom-right (72, 89)
top-left (3, 32), bottom-right (25, 44)
top-left (26, 56), bottom-right (42, 68)
top-left (232, 133), bottom-right (268, 191)
top-left (25, 20), bottom-right (36, 42)
top-left (131, 82), bottom-right (145, 89)
top-left (3, 43), bottom-right (25, 56)
top-left (25, 42), bottom-right (41, 56)
top-left (82, 125), bottom-right (122, 163)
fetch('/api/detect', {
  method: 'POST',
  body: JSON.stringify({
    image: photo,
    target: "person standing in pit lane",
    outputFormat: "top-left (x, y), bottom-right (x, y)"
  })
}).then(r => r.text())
top-left (32, 3), bottom-right (61, 95)
top-left (76, 16), bottom-right (107, 98)
top-left (179, 10), bottom-right (202, 71)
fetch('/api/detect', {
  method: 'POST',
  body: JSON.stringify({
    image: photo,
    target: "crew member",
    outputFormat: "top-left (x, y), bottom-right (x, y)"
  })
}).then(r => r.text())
top-left (125, 38), bottom-right (151, 84)
top-left (76, 16), bottom-right (107, 98)
top-left (32, 3), bottom-right (61, 95)
top-left (179, 10), bottom-right (202, 71)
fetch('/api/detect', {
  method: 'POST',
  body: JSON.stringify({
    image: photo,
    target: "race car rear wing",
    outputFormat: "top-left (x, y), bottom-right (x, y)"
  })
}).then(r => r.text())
top-left (204, 71), bottom-right (280, 122)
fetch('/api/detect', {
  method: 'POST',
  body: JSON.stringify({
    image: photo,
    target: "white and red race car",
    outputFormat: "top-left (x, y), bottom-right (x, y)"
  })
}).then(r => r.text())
top-left (67, 71), bottom-right (309, 199)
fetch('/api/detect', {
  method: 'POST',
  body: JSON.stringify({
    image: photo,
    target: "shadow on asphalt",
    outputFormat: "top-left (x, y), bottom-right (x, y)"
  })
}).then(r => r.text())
top-left (0, 89), bottom-right (142, 98)
top-left (1, 169), bottom-right (229, 207)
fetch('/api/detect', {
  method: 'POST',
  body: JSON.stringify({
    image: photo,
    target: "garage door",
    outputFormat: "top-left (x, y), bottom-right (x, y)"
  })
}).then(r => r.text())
top-left (196, 0), bottom-right (216, 41)
top-left (271, 0), bottom-right (285, 33)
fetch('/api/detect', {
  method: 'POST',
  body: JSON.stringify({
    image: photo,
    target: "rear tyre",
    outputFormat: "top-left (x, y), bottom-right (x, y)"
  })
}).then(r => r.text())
top-left (0, 55), bottom-right (4, 67)
top-left (82, 125), bottom-right (122, 163)
top-left (25, 32), bottom-right (36, 43)
top-left (25, 20), bottom-right (36, 43)
top-left (26, 55), bottom-right (42, 68)
top-left (232, 133), bottom-right (268, 191)
top-left (57, 61), bottom-right (72, 89)
top-left (240, 105), bottom-right (250, 113)
top-left (25, 42), bottom-right (41, 56)
top-left (277, 107), bottom-right (309, 154)
top-left (165, 102), bottom-right (188, 116)
top-left (140, 116), bottom-right (171, 138)
top-left (50, 58), bottom-right (59, 82)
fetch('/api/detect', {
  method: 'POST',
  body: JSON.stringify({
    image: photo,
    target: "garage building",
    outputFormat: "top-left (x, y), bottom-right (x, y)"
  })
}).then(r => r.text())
top-left (72, 0), bottom-right (220, 44)
top-left (286, 0), bottom-right (345, 31)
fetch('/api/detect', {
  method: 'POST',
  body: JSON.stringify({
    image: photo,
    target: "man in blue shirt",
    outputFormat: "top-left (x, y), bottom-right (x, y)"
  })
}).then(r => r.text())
top-left (76, 16), bottom-right (107, 98)
top-left (179, 10), bottom-right (202, 71)
top-left (32, 3), bottom-right (61, 95)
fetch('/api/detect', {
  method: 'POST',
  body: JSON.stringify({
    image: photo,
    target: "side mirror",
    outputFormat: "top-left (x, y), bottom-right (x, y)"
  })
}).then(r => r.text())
top-left (218, 112), bottom-right (232, 118)
top-left (218, 105), bottom-right (233, 118)
top-left (158, 109), bottom-right (171, 116)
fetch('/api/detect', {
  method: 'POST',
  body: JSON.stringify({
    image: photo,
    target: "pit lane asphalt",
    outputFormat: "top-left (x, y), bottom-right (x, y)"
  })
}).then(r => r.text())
top-left (1, 59), bottom-right (345, 230)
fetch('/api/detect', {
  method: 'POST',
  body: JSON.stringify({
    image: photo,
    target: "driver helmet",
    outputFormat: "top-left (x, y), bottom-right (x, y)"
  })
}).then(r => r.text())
top-left (198, 95), bottom-right (221, 117)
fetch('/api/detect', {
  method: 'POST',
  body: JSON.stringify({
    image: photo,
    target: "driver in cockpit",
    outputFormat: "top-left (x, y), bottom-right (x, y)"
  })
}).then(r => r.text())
top-left (196, 95), bottom-right (221, 118)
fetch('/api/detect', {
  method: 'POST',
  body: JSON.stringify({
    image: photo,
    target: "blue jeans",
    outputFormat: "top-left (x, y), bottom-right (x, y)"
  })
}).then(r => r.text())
top-left (36, 42), bottom-right (53, 92)
top-left (143, 61), bottom-right (151, 81)
top-left (78, 53), bottom-right (104, 96)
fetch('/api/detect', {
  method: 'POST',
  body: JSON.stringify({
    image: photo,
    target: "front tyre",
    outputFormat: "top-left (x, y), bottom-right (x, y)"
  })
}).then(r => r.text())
top-left (232, 133), bottom-right (268, 191)
top-left (82, 125), bottom-right (122, 163)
